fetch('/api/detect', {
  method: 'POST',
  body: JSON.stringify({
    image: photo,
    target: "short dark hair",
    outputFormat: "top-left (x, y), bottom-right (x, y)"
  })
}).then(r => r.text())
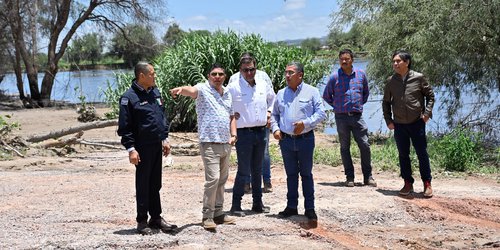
top-left (239, 52), bottom-right (257, 67)
top-left (206, 62), bottom-right (226, 75)
top-left (134, 62), bottom-right (151, 78)
top-left (338, 49), bottom-right (354, 59)
top-left (287, 61), bottom-right (304, 73)
top-left (392, 50), bottom-right (412, 69)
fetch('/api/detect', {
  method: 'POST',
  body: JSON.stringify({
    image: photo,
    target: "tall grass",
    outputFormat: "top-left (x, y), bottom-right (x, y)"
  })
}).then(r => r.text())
top-left (103, 30), bottom-right (329, 131)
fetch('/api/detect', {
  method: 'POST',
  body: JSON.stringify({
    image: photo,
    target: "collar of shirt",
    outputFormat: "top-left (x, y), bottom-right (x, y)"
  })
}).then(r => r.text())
top-left (339, 67), bottom-right (355, 77)
top-left (206, 81), bottom-right (228, 96)
top-left (239, 74), bottom-right (256, 87)
top-left (133, 80), bottom-right (153, 93)
top-left (286, 81), bottom-right (304, 93)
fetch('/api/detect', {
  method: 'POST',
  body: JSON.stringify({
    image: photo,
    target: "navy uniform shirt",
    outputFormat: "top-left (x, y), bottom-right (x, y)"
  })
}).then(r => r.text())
top-left (117, 80), bottom-right (169, 150)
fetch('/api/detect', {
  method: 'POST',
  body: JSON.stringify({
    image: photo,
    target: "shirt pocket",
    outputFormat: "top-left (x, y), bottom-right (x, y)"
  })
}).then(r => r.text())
top-left (298, 98), bottom-right (312, 114)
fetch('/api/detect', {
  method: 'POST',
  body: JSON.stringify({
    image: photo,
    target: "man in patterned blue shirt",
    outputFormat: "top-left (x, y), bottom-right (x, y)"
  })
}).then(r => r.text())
top-left (322, 49), bottom-right (376, 188)
top-left (170, 63), bottom-right (238, 230)
top-left (271, 61), bottom-right (326, 224)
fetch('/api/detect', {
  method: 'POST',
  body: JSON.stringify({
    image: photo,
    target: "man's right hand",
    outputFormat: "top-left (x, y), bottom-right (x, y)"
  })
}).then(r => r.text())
top-left (387, 122), bottom-right (395, 130)
top-left (129, 150), bottom-right (141, 165)
top-left (170, 87), bottom-right (182, 98)
top-left (273, 130), bottom-right (282, 140)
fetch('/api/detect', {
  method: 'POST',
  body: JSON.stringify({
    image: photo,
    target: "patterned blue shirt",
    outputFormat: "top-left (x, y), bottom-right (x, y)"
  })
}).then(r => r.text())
top-left (271, 82), bottom-right (326, 135)
top-left (322, 67), bottom-right (369, 113)
top-left (195, 81), bottom-right (233, 143)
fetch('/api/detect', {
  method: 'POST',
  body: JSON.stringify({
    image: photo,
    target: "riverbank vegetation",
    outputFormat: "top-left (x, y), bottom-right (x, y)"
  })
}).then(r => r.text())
top-left (104, 30), bottom-right (329, 131)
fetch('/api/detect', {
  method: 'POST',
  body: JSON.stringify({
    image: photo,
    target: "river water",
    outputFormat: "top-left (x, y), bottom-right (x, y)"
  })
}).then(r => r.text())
top-left (1, 63), bottom-right (498, 136)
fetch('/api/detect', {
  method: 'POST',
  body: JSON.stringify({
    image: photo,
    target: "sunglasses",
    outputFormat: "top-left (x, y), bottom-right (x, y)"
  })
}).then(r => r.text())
top-left (242, 68), bottom-right (256, 73)
top-left (210, 72), bottom-right (226, 77)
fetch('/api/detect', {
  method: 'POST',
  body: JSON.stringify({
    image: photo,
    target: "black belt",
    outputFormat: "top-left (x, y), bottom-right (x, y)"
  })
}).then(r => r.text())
top-left (237, 125), bottom-right (267, 131)
top-left (337, 112), bottom-right (362, 116)
top-left (282, 130), bottom-right (313, 139)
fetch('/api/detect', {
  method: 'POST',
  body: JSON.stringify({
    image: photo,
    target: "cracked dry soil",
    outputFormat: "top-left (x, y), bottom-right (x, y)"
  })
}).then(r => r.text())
top-left (0, 108), bottom-right (499, 249)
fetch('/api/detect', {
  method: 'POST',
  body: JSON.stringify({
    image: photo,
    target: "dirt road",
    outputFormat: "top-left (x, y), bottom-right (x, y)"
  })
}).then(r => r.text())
top-left (0, 108), bottom-right (499, 249)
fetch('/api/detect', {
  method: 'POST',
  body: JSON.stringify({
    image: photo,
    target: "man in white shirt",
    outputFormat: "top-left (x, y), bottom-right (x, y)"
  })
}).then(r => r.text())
top-left (227, 53), bottom-right (276, 216)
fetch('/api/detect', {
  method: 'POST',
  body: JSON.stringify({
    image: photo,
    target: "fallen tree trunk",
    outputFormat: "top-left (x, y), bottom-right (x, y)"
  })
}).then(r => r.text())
top-left (39, 131), bottom-right (84, 148)
top-left (26, 120), bottom-right (118, 143)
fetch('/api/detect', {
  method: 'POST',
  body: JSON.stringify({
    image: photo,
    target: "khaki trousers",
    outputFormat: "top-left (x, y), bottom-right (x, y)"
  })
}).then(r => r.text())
top-left (200, 142), bottom-right (231, 219)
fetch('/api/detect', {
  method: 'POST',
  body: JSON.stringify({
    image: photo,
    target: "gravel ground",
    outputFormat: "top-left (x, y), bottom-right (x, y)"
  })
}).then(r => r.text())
top-left (0, 108), bottom-right (499, 249)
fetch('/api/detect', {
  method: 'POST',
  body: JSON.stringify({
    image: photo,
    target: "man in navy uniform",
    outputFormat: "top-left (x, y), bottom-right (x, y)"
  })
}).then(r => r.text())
top-left (118, 62), bottom-right (177, 235)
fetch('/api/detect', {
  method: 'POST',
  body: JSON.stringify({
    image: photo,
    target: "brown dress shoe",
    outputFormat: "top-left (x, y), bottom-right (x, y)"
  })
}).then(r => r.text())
top-left (399, 180), bottom-right (413, 196)
top-left (423, 181), bottom-right (433, 198)
top-left (263, 182), bottom-right (273, 193)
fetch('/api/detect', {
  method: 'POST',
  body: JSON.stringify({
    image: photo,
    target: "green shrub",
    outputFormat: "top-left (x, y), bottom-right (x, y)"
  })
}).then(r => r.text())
top-left (433, 128), bottom-right (482, 172)
top-left (0, 115), bottom-right (19, 137)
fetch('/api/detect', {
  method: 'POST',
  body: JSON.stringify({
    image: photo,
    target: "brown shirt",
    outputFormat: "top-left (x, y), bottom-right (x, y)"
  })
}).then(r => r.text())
top-left (382, 70), bottom-right (435, 125)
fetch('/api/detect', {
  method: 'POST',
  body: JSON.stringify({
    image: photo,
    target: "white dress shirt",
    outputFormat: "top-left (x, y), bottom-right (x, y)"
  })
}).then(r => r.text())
top-left (227, 70), bottom-right (276, 128)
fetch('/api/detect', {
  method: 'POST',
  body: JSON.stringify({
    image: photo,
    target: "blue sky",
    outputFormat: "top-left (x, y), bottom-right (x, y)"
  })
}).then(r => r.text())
top-left (161, 0), bottom-right (338, 42)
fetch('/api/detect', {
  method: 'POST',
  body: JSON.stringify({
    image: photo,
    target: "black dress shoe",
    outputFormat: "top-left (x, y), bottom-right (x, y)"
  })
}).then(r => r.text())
top-left (278, 207), bottom-right (298, 218)
top-left (148, 217), bottom-right (178, 233)
top-left (304, 209), bottom-right (318, 221)
top-left (137, 221), bottom-right (154, 235)
top-left (230, 207), bottom-right (246, 217)
top-left (251, 204), bottom-right (270, 213)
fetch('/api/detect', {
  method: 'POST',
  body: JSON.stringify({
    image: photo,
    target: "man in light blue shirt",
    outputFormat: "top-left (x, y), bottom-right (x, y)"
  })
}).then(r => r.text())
top-left (270, 61), bottom-right (326, 224)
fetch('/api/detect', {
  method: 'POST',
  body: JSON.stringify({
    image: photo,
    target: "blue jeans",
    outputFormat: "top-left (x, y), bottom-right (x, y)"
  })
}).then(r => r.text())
top-left (335, 113), bottom-right (372, 181)
top-left (232, 127), bottom-right (267, 207)
top-left (245, 129), bottom-right (271, 184)
top-left (279, 131), bottom-right (315, 210)
top-left (394, 119), bottom-right (432, 183)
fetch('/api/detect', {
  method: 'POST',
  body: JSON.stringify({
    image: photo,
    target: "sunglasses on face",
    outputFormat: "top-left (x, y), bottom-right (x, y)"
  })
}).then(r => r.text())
top-left (242, 68), bottom-right (256, 73)
top-left (210, 72), bottom-right (225, 77)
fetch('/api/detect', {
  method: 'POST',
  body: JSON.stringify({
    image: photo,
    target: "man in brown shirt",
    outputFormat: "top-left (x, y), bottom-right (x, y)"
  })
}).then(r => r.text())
top-left (382, 50), bottom-right (435, 198)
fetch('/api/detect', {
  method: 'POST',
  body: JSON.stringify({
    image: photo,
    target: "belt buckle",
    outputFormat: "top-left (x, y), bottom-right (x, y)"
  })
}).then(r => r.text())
top-left (347, 112), bottom-right (355, 116)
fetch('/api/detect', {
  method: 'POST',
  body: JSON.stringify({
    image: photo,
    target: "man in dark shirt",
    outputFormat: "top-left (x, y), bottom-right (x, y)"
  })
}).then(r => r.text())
top-left (118, 62), bottom-right (177, 234)
top-left (382, 50), bottom-right (435, 198)
top-left (323, 49), bottom-right (376, 187)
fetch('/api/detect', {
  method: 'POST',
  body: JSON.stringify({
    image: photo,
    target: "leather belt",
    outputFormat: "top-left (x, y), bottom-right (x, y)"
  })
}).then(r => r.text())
top-left (337, 112), bottom-right (361, 116)
top-left (237, 125), bottom-right (267, 131)
top-left (282, 130), bottom-right (313, 139)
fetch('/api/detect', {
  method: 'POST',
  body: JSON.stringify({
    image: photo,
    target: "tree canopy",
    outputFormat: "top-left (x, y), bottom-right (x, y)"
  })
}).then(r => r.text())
top-left (67, 33), bottom-right (104, 65)
top-left (110, 24), bottom-right (160, 68)
top-left (0, 0), bottom-right (166, 107)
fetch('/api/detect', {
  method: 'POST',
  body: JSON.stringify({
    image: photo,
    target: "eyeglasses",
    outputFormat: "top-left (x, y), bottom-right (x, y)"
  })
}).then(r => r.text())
top-left (284, 70), bottom-right (297, 76)
top-left (210, 72), bottom-right (226, 77)
top-left (242, 68), bottom-right (256, 73)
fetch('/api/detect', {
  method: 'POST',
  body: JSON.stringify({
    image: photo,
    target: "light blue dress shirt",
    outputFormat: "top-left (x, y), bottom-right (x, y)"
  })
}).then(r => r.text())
top-left (271, 82), bottom-right (326, 135)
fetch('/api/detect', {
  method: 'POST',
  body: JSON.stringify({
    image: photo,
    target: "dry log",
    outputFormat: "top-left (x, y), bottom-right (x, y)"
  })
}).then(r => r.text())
top-left (0, 141), bottom-right (24, 157)
top-left (76, 139), bottom-right (122, 150)
top-left (40, 131), bottom-right (84, 148)
top-left (168, 133), bottom-right (198, 143)
top-left (27, 120), bottom-right (118, 143)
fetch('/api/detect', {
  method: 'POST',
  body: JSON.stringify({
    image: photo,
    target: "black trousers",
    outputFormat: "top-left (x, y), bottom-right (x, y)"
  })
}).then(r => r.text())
top-left (135, 142), bottom-right (163, 222)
